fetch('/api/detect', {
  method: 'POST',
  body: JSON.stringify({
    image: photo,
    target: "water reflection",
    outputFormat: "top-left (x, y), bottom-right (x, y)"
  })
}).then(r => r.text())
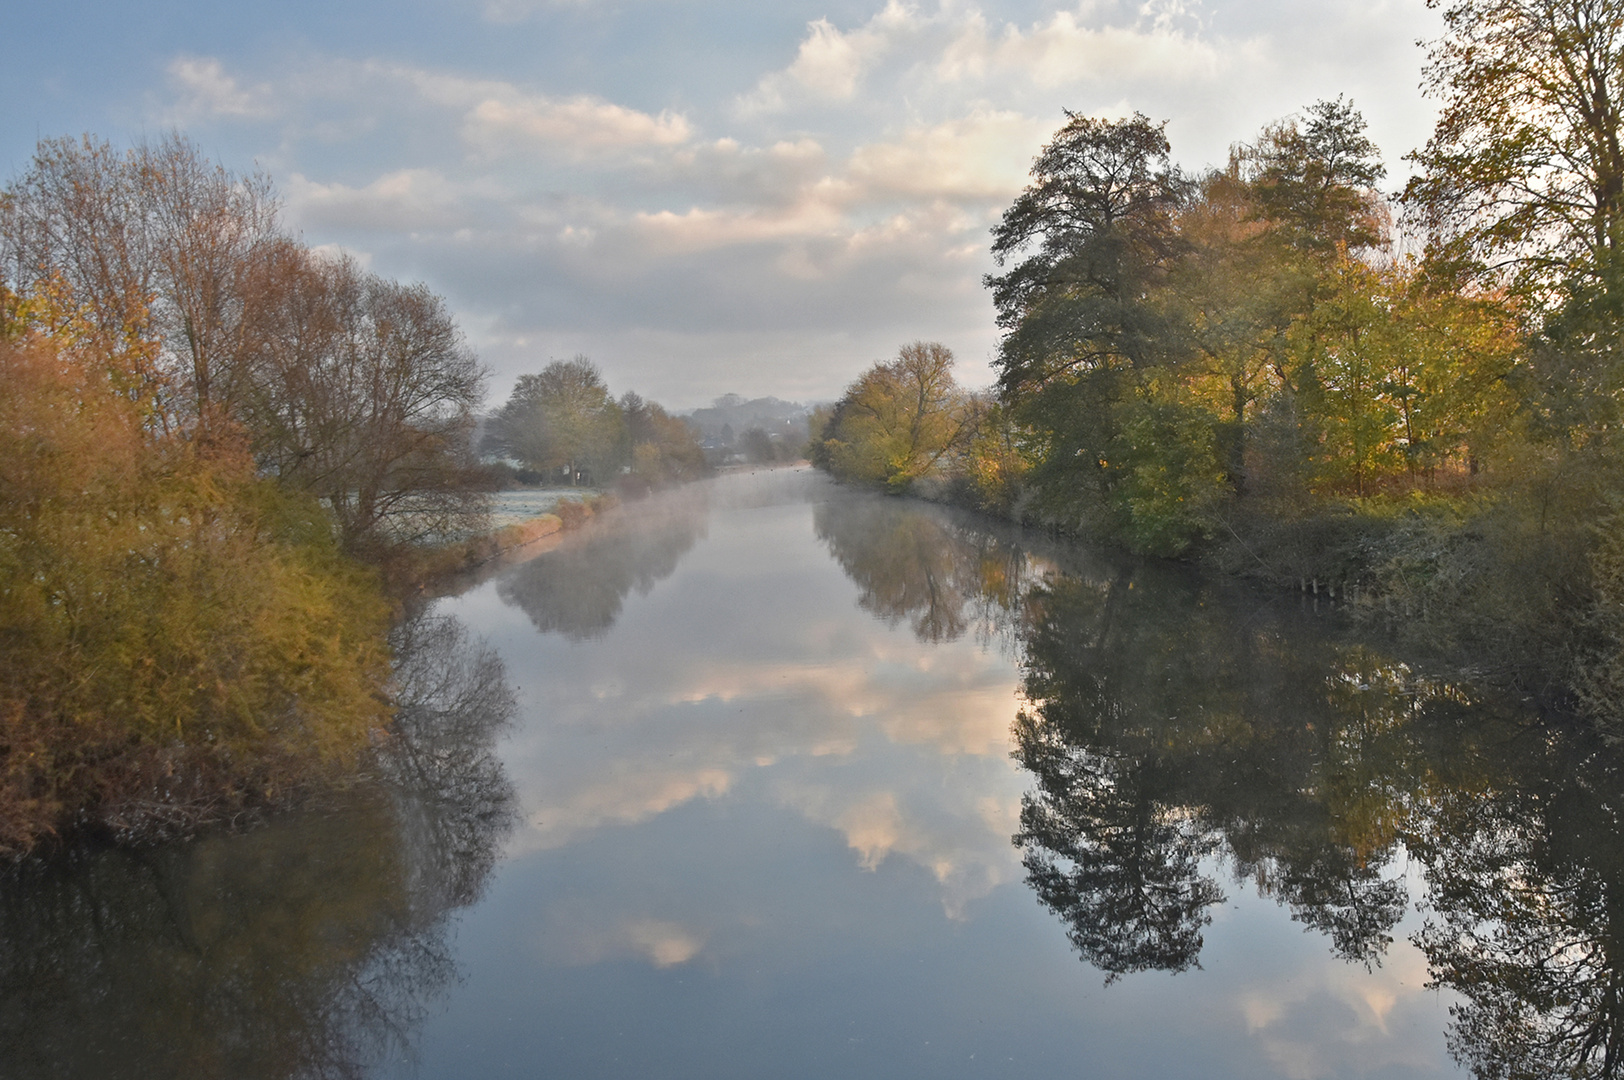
top-left (814, 494), bottom-right (1043, 647)
top-left (497, 493), bottom-right (706, 641)
top-left (817, 491), bottom-right (1624, 1078)
top-left (0, 613), bottom-right (516, 1080)
top-left (1410, 722), bottom-right (1624, 1079)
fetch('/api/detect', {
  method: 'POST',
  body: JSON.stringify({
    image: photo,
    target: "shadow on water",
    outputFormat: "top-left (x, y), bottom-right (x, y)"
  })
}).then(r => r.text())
top-left (819, 490), bottom-right (1624, 1079)
top-left (0, 613), bottom-right (516, 1080)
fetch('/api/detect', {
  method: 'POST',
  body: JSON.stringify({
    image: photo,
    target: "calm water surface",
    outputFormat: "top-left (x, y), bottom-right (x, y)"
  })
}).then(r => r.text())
top-left (5, 467), bottom-right (1622, 1079)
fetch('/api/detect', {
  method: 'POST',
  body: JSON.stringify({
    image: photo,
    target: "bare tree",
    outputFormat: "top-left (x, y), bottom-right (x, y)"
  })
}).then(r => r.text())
top-left (0, 133), bottom-right (279, 429)
top-left (244, 250), bottom-right (489, 548)
top-left (3, 135), bottom-right (491, 552)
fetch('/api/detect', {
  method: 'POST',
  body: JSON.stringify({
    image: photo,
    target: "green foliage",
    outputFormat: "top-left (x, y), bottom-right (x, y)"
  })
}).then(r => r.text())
top-left (973, 99), bottom-right (1529, 555)
top-left (1104, 398), bottom-right (1225, 555)
top-left (819, 342), bottom-right (975, 493)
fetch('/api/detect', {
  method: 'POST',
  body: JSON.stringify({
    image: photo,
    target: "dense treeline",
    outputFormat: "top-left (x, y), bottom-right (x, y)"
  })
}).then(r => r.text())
top-left (814, 0), bottom-right (1624, 729)
top-left (483, 355), bottom-right (706, 491)
top-left (0, 135), bottom-right (497, 849)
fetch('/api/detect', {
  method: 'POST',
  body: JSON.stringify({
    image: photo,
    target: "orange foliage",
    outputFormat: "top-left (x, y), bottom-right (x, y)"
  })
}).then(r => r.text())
top-left (0, 323), bottom-right (392, 851)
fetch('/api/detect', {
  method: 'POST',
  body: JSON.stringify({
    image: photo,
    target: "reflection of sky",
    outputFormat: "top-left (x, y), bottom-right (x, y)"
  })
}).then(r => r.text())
top-left (398, 469), bottom-right (1461, 1079)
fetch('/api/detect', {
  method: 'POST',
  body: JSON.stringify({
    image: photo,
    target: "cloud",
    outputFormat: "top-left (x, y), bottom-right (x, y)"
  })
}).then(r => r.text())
top-left (165, 56), bottom-right (273, 120)
top-left (286, 168), bottom-right (484, 232)
top-left (1234, 941), bottom-right (1441, 1079)
top-left (481, 519), bottom-right (1036, 914)
top-left (540, 907), bottom-right (709, 969)
top-left (937, 6), bottom-right (1234, 87)
top-left (847, 110), bottom-right (1050, 201)
top-left (464, 95), bottom-right (692, 156)
top-left (739, 1), bottom-right (918, 113)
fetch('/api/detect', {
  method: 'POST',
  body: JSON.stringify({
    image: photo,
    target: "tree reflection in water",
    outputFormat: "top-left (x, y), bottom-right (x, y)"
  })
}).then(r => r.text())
top-left (819, 492), bottom-right (1624, 1079)
top-left (814, 494), bottom-right (1043, 648)
top-left (498, 495), bottom-right (707, 641)
top-left (0, 612), bottom-right (516, 1080)
top-left (1410, 724), bottom-right (1624, 1080)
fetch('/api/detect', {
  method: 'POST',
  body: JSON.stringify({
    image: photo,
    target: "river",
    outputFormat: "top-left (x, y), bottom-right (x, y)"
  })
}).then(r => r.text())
top-left (5, 466), bottom-right (1621, 1079)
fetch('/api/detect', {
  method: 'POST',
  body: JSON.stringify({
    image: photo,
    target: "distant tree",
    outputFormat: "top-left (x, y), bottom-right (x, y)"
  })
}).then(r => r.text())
top-left (620, 390), bottom-right (707, 485)
top-left (739, 427), bottom-right (776, 464)
top-left (486, 357), bottom-right (625, 485)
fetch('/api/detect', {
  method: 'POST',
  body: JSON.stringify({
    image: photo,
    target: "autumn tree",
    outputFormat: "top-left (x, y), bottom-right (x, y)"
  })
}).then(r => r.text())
top-left (619, 390), bottom-right (707, 485)
top-left (239, 249), bottom-right (489, 549)
top-left (1405, 0), bottom-right (1624, 306)
top-left (1, 135), bottom-right (492, 553)
top-left (985, 112), bottom-right (1226, 549)
top-left (0, 133), bottom-right (280, 430)
top-left (0, 313), bottom-right (393, 850)
top-left (818, 341), bottom-right (975, 492)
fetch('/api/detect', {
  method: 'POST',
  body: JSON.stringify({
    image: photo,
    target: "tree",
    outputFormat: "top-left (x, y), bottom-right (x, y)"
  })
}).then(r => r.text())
top-left (1, 135), bottom-right (492, 553)
top-left (1248, 97), bottom-right (1388, 257)
top-left (819, 341), bottom-right (975, 491)
top-left (0, 320), bottom-right (393, 849)
top-left (0, 133), bottom-right (280, 430)
top-left (620, 390), bottom-right (707, 484)
top-left (1177, 101), bottom-right (1389, 495)
top-left (987, 112), bottom-right (1187, 396)
top-left (242, 251), bottom-right (490, 549)
top-left (1405, 0), bottom-right (1624, 306)
top-left (486, 357), bottom-right (625, 486)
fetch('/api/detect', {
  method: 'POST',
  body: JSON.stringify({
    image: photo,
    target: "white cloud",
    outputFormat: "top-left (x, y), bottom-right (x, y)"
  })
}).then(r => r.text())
top-left (464, 95), bottom-right (692, 156)
top-left (539, 908), bottom-right (709, 969)
top-left (847, 110), bottom-right (1050, 200)
top-left (782, 16), bottom-right (871, 99)
top-left (286, 168), bottom-right (484, 232)
top-left (936, 5), bottom-right (1236, 88)
top-left (165, 56), bottom-right (273, 120)
top-left (739, 1), bottom-right (918, 113)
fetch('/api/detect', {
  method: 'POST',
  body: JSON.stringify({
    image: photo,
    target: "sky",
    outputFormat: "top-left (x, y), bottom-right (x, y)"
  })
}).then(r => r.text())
top-left (3, 0), bottom-right (1446, 411)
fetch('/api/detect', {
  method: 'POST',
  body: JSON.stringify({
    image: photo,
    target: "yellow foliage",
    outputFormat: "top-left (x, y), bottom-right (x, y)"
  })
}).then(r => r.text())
top-left (0, 330), bottom-right (392, 850)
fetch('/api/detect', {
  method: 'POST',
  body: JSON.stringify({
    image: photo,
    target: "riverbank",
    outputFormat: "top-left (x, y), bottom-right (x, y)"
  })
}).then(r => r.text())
top-left (823, 467), bottom-right (1613, 725)
top-left (382, 492), bottom-right (619, 599)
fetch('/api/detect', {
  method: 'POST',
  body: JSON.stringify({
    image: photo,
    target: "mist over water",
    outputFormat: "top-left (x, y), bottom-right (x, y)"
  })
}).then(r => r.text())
top-left (8, 467), bottom-right (1624, 1078)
